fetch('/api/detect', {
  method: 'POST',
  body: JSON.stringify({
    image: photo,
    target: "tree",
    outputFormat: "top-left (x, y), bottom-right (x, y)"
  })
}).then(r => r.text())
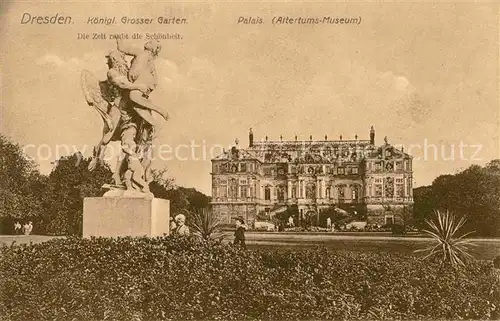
top-left (413, 160), bottom-right (500, 237)
top-left (41, 153), bottom-right (113, 235)
top-left (0, 135), bottom-right (46, 233)
top-left (149, 167), bottom-right (210, 218)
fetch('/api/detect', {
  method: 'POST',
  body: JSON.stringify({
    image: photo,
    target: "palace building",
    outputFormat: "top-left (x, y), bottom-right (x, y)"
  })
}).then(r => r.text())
top-left (210, 127), bottom-right (413, 226)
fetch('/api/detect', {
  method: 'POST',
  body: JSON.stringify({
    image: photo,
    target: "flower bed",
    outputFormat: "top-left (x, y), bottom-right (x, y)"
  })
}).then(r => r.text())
top-left (1, 236), bottom-right (498, 320)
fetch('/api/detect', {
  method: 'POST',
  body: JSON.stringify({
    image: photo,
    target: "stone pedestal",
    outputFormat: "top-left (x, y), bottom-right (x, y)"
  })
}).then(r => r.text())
top-left (83, 197), bottom-right (170, 238)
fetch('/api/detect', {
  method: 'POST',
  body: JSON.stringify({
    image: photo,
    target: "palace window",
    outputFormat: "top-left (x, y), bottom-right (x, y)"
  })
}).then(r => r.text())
top-left (240, 163), bottom-right (247, 172)
top-left (337, 167), bottom-right (345, 175)
top-left (375, 162), bottom-right (382, 171)
top-left (385, 177), bottom-right (394, 197)
top-left (385, 216), bottom-right (394, 225)
top-left (395, 161), bottom-right (403, 171)
top-left (346, 167), bottom-right (352, 175)
top-left (214, 164), bottom-right (219, 173)
top-left (277, 186), bottom-right (285, 202)
top-left (396, 182), bottom-right (404, 197)
top-left (220, 181), bottom-right (227, 198)
top-left (352, 186), bottom-right (359, 201)
top-left (374, 184), bottom-right (383, 197)
top-left (241, 186), bottom-right (248, 198)
top-left (405, 160), bottom-right (411, 171)
top-left (326, 186), bottom-right (331, 199)
top-left (318, 182), bottom-right (322, 198)
top-left (229, 179), bottom-right (238, 198)
top-left (352, 167), bottom-right (359, 175)
top-left (292, 185), bottom-right (297, 198)
top-left (264, 186), bottom-right (271, 201)
top-left (337, 186), bottom-right (345, 200)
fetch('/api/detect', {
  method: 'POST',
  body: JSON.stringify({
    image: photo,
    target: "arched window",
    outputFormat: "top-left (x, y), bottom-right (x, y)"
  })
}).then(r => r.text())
top-left (264, 186), bottom-right (271, 201)
top-left (277, 186), bottom-right (285, 202)
top-left (337, 186), bottom-right (345, 201)
top-left (352, 186), bottom-right (359, 201)
top-left (220, 180), bottom-right (227, 198)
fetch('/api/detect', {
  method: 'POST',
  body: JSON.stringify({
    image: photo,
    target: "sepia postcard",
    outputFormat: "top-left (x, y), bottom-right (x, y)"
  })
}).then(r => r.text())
top-left (0, 1), bottom-right (499, 320)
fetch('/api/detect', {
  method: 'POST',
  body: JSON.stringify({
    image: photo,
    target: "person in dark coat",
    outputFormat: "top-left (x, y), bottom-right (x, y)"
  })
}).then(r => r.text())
top-left (233, 216), bottom-right (247, 249)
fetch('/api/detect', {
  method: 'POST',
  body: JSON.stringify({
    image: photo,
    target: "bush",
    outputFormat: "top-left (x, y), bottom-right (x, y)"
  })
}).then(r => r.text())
top-left (1, 236), bottom-right (499, 320)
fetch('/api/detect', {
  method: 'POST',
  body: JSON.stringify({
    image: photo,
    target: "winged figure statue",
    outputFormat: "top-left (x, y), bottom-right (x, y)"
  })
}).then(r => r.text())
top-left (80, 39), bottom-right (169, 195)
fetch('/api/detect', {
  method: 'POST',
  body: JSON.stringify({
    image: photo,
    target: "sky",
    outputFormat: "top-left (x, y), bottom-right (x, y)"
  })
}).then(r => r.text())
top-left (1, 1), bottom-right (499, 195)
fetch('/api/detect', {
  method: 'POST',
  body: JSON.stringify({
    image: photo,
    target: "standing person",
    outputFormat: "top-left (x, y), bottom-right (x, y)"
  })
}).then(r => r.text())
top-left (233, 216), bottom-right (247, 249)
top-left (14, 222), bottom-right (21, 234)
top-left (27, 222), bottom-right (33, 235)
top-left (23, 222), bottom-right (30, 235)
top-left (174, 214), bottom-right (190, 236)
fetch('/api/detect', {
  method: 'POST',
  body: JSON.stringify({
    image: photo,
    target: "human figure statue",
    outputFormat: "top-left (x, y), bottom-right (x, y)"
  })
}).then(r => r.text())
top-left (288, 216), bottom-right (294, 227)
top-left (116, 38), bottom-right (169, 124)
top-left (81, 39), bottom-right (169, 196)
top-left (82, 50), bottom-right (150, 172)
top-left (327, 217), bottom-right (332, 229)
top-left (120, 124), bottom-right (151, 193)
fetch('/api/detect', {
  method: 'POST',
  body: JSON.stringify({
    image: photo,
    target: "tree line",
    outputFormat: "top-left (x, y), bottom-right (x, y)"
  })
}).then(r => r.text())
top-left (0, 135), bottom-right (210, 235)
top-left (413, 160), bottom-right (500, 237)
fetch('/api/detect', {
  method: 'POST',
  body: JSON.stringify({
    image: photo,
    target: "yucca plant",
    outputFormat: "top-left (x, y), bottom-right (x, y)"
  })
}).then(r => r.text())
top-left (414, 209), bottom-right (476, 266)
top-left (186, 208), bottom-right (225, 241)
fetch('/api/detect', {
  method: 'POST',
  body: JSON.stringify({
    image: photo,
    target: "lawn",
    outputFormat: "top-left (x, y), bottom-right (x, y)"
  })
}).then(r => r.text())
top-left (2, 233), bottom-right (499, 260)
top-left (239, 232), bottom-right (500, 260)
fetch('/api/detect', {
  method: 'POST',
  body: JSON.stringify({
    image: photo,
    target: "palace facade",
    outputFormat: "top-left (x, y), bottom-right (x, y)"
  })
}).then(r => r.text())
top-left (210, 127), bottom-right (413, 226)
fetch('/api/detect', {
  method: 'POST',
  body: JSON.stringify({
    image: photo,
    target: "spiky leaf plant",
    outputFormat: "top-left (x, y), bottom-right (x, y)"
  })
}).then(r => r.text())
top-left (414, 210), bottom-right (476, 266)
top-left (186, 208), bottom-right (224, 241)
